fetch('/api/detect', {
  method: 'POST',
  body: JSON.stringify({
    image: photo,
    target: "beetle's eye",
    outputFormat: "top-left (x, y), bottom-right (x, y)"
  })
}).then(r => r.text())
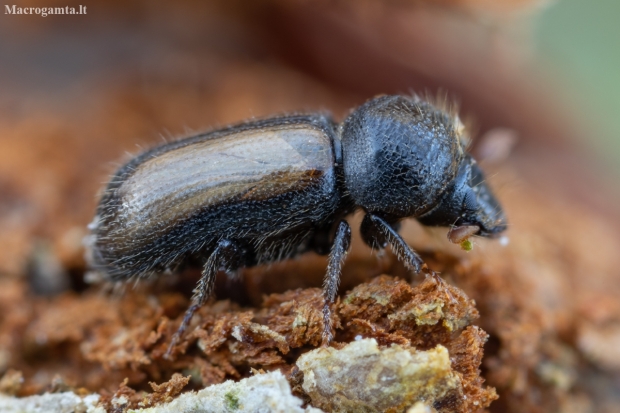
top-left (463, 190), bottom-right (478, 212)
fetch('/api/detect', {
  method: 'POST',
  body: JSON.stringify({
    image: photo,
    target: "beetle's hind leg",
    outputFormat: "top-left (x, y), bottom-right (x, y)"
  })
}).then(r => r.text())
top-left (321, 220), bottom-right (351, 346)
top-left (165, 239), bottom-right (242, 359)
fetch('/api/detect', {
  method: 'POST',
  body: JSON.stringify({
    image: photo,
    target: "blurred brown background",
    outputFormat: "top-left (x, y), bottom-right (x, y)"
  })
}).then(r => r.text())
top-left (1, 1), bottom-right (620, 412)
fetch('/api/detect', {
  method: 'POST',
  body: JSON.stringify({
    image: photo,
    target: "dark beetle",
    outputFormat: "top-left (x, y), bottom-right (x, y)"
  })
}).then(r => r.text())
top-left (87, 95), bottom-right (507, 356)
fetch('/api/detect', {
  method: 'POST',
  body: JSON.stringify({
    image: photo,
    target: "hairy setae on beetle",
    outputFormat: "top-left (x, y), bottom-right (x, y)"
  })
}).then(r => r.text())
top-left (86, 95), bottom-right (507, 356)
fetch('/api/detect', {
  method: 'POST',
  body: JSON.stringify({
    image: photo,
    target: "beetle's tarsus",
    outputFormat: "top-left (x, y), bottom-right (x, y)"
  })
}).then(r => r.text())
top-left (426, 270), bottom-right (457, 304)
top-left (165, 302), bottom-right (201, 359)
top-left (321, 220), bottom-right (351, 346)
top-left (321, 304), bottom-right (334, 347)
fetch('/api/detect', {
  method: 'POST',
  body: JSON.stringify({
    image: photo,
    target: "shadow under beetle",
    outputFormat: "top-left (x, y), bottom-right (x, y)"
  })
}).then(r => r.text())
top-left (87, 95), bottom-right (508, 357)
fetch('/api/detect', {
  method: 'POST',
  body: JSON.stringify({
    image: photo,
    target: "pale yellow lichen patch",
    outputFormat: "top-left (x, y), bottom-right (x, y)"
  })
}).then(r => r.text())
top-left (388, 291), bottom-right (474, 333)
top-left (292, 312), bottom-right (308, 329)
top-left (231, 322), bottom-right (289, 354)
top-left (343, 290), bottom-right (392, 307)
top-left (297, 338), bottom-right (461, 413)
top-left (389, 300), bottom-right (445, 327)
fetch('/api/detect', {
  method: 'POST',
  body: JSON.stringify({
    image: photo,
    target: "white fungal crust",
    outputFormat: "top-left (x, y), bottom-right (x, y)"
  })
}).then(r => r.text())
top-left (0, 372), bottom-right (322, 413)
top-left (0, 392), bottom-right (101, 413)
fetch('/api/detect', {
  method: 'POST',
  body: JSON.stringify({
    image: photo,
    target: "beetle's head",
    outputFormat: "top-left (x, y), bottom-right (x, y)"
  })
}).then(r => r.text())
top-left (417, 154), bottom-right (507, 237)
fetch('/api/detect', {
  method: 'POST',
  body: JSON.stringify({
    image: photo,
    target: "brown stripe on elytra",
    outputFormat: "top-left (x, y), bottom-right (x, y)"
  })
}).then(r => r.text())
top-left (239, 169), bottom-right (324, 201)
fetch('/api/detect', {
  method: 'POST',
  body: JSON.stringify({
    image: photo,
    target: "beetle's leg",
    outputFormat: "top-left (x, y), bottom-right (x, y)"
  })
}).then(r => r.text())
top-left (360, 213), bottom-right (388, 251)
top-left (165, 239), bottom-right (240, 359)
top-left (322, 220), bottom-right (351, 346)
top-left (364, 214), bottom-right (454, 301)
top-left (360, 213), bottom-right (399, 250)
top-left (363, 214), bottom-right (422, 273)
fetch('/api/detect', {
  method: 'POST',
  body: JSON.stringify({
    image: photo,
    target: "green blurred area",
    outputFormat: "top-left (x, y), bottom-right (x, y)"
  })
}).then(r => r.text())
top-left (538, 0), bottom-right (620, 174)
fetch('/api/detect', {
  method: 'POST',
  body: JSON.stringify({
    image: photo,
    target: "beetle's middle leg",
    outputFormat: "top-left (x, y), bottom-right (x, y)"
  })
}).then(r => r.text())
top-left (322, 220), bottom-right (351, 346)
top-left (166, 239), bottom-right (241, 359)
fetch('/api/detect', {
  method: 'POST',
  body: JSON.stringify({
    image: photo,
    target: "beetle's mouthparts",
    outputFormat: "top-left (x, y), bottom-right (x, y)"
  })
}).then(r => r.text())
top-left (447, 225), bottom-right (480, 244)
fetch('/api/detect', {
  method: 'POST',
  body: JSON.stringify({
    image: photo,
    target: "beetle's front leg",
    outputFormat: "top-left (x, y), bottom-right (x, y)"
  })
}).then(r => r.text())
top-left (363, 214), bottom-right (454, 301)
top-left (165, 239), bottom-right (242, 359)
top-left (322, 220), bottom-right (351, 346)
top-left (361, 214), bottom-right (422, 273)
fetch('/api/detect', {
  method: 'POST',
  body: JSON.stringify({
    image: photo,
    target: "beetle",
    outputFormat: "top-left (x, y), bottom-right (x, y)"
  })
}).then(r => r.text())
top-left (86, 95), bottom-right (507, 357)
